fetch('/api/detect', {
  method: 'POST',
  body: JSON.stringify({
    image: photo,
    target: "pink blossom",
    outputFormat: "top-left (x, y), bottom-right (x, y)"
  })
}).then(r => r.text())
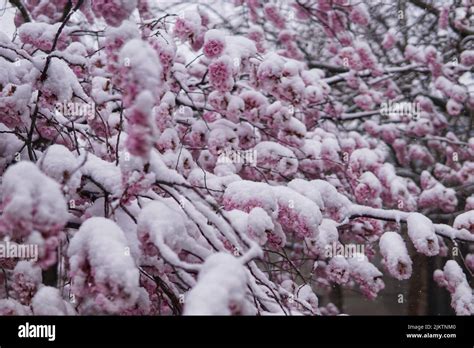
top-left (446, 98), bottom-right (463, 116)
top-left (438, 5), bottom-right (450, 30)
top-left (203, 30), bottom-right (226, 59)
top-left (349, 4), bottom-right (370, 26)
top-left (354, 94), bottom-right (375, 111)
top-left (263, 4), bottom-right (286, 29)
top-left (382, 30), bottom-right (397, 50)
top-left (92, 0), bottom-right (137, 27)
top-left (461, 50), bottom-right (474, 66)
top-left (174, 12), bottom-right (202, 41)
top-left (209, 55), bottom-right (235, 92)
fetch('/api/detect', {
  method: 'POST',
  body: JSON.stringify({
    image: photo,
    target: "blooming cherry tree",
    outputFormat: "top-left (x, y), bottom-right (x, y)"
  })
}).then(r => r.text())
top-left (0, 0), bottom-right (473, 316)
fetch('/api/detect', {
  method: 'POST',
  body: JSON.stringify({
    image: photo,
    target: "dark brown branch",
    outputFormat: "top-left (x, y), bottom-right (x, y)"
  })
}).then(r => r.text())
top-left (8, 0), bottom-right (30, 23)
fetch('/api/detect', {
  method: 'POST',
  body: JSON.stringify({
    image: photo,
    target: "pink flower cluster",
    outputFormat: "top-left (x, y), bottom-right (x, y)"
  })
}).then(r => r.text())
top-left (10, 261), bottom-right (42, 305)
top-left (434, 260), bottom-right (473, 315)
top-left (263, 4), bottom-right (286, 29)
top-left (203, 30), bottom-right (226, 59)
top-left (125, 91), bottom-right (157, 158)
top-left (92, 0), bottom-right (137, 27)
top-left (209, 56), bottom-right (235, 92)
top-left (349, 4), bottom-right (370, 26)
top-left (174, 12), bottom-right (202, 42)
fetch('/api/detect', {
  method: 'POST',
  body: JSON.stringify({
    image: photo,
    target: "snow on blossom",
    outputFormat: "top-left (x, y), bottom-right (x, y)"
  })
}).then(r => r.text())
top-left (453, 211), bottom-right (474, 234)
top-left (19, 22), bottom-right (69, 52)
top-left (311, 180), bottom-right (351, 221)
top-left (203, 29), bottom-right (226, 59)
top-left (278, 117), bottom-right (307, 147)
top-left (354, 171), bottom-right (382, 207)
top-left (174, 11), bottom-right (202, 42)
top-left (434, 260), bottom-right (473, 315)
top-left (0, 123), bottom-right (22, 173)
top-left (264, 3), bottom-right (286, 29)
top-left (272, 186), bottom-right (323, 239)
top-left (287, 178), bottom-right (324, 209)
top-left (0, 77), bottom-right (32, 129)
top-left (418, 182), bottom-right (458, 213)
top-left (137, 200), bottom-right (198, 268)
top-left (354, 94), bottom-right (375, 111)
top-left (226, 207), bottom-right (274, 246)
top-left (247, 25), bottom-right (266, 53)
top-left (296, 284), bottom-right (319, 313)
top-left (466, 254), bottom-right (474, 273)
top-left (105, 20), bottom-right (140, 50)
top-left (446, 98), bottom-right (463, 116)
top-left (379, 232), bottom-right (412, 280)
top-left (92, 0), bottom-right (137, 27)
top-left (223, 36), bottom-right (257, 64)
top-left (118, 39), bottom-right (162, 107)
top-left (460, 50), bottom-right (474, 66)
top-left (11, 261), bottom-right (42, 305)
top-left (349, 148), bottom-right (384, 175)
top-left (125, 90), bottom-right (157, 158)
top-left (448, 85), bottom-right (468, 103)
top-left (0, 161), bottom-right (68, 240)
top-left (347, 254), bottom-right (385, 299)
top-left (306, 218), bottom-right (339, 255)
top-left (257, 52), bottom-right (285, 90)
top-left (150, 32), bottom-right (177, 79)
top-left (81, 153), bottom-right (123, 198)
top-left (326, 255), bottom-right (350, 284)
top-left (68, 217), bottom-right (142, 314)
top-left (382, 29), bottom-right (397, 50)
top-left (208, 55), bottom-right (235, 92)
top-left (407, 213), bottom-right (439, 256)
top-left (246, 207), bottom-right (274, 245)
top-left (0, 298), bottom-right (32, 315)
top-left (253, 141), bottom-right (298, 178)
top-left (184, 253), bottom-right (250, 315)
top-left (188, 168), bottom-right (240, 193)
top-left (32, 286), bottom-right (76, 315)
top-left (349, 3), bottom-right (370, 26)
top-left (39, 57), bottom-right (88, 106)
top-left (207, 126), bottom-right (239, 155)
top-left (223, 180), bottom-right (278, 217)
top-left (38, 144), bottom-right (81, 193)
top-left (104, 21), bottom-right (140, 73)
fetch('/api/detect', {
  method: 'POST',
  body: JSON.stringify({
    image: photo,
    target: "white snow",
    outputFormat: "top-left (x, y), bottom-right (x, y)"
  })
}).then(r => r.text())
top-left (0, 299), bottom-right (32, 315)
top-left (184, 253), bottom-right (249, 315)
top-left (453, 210), bottom-right (474, 234)
top-left (435, 260), bottom-right (473, 315)
top-left (41, 57), bottom-right (88, 102)
top-left (379, 232), bottom-right (412, 280)
top-left (38, 144), bottom-right (81, 192)
top-left (81, 153), bottom-right (123, 197)
top-left (137, 201), bottom-right (189, 261)
top-left (119, 39), bottom-right (163, 93)
top-left (1, 161), bottom-right (69, 237)
top-left (223, 180), bottom-right (278, 216)
top-left (288, 178), bottom-right (324, 209)
top-left (0, 123), bottom-right (22, 172)
top-left (32, 286), bottom-right (76, 315)
top-left (407, 213), bottom-right (439, 256)
top-left (67, 217), bottom-right (141, 314)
